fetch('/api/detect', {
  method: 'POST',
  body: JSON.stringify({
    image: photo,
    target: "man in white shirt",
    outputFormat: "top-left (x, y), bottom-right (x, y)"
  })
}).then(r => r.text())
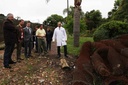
top-left (52, 22), bottom-right (68, 58)
top-left (36, 24), bottom-right (47, 56)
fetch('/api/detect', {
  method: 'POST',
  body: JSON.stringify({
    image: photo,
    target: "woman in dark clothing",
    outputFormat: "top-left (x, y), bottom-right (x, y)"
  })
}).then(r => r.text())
top-left (46, 27), bottom-right (53, 51)
top-left (33, 25), bottom-right (39, 53)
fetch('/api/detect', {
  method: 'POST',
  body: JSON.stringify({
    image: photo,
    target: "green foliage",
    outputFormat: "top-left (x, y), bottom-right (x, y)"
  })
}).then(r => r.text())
top-left (64, 15), bottom-right (73, 35)
top-left (93, 21), bottom-right (128, 41)
top-left (43, 14), bottom-right (64, 28)
top-left (85, 10), bottom-right (102, 30)
top-left (63, 6), bottom-right (74, 17)
top-left (63, 6), bottom-right (85, 18)
top-left (64, 15), bottom-right (87, 35)
top-left (110, 0), bottom-right (128, 22)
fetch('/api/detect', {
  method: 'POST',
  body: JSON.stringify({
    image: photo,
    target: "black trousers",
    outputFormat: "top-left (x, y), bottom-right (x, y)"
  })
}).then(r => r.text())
top-left (16, 41), bottom-right (23, 60)
top-left (57, 45), bottom-right (67, 57)
top-left (3, 43), bottom-right (15, 66)
top-left (35, 37), bottom-right (38, 52)
top-left (47, 41), bottom-right (51, 51)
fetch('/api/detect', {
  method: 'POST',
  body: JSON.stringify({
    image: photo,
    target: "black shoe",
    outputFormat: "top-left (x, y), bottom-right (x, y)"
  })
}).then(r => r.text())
top-left (18, 58), bottom-right (24, 60)
top-left (25, 56), bottom-right (29, 58)
top-left (9, 61), bottom-right (16, 64)
top-left (56, 55), bottom-right (61, 58)
top-left (4, 65), bottom-right (11, 69)
top-left (25, 55), bottom-right (29, 58)
top-left (65, 55), bottom-right (68, 58)
top-left (35, 51), bottom-right (38, 53)
top-left (17, 60), bottom-right (21, 63)
top-left (29, 55), bottom-right (33, 57)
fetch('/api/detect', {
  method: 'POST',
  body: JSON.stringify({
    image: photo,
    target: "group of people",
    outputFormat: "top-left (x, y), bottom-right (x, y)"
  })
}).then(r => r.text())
top-left (2, 13), bottom-right (68, 69)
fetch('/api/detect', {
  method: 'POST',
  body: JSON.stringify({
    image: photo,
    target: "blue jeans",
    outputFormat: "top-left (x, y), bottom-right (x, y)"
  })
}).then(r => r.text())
top-left (3, 43), bottom-right (15, 66)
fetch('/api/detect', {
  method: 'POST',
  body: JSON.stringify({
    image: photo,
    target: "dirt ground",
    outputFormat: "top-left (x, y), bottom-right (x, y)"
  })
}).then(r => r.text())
top-left (0, 43), bottom-right (76, 85)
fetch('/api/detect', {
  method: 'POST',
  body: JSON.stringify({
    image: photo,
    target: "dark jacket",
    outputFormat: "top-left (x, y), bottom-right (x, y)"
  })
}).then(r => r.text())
top-left (3, 19), bottom-right (17, 45)
top-left (23, 27), bottom-right (33, 42)
top-left (46, 30), bottom-right (53, 42)
top-left (16, 24), bottom-right (24, 43)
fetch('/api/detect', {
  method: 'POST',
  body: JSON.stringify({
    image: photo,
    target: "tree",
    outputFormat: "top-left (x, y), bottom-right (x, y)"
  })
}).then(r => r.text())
top-left (63, 6), bottom-right (74, 17)
top-left (110, 0), bottom-right (128, 22)
top-left (108, 0), bottom-right (122, 19)
top-left (85, 10), bottom-right (102, 30)
top-left (0, 14), bottom-right (5, 20)
top-left (46, 0), bottom-right (82, 47)
top-left (64, 15), bottom-right (86, 35)
top-left (73, 0), bottom-right (82, 47)
top-left (43, 14), bottom-right (64, 28)
top-left (63, 6), bottom-right (84, 18)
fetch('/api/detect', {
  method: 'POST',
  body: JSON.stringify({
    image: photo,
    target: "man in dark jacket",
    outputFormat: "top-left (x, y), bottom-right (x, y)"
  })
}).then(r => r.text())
top-left (16, 19), bottom-right (24, 62)
top-left (3, 13), bottom-right (17, 68)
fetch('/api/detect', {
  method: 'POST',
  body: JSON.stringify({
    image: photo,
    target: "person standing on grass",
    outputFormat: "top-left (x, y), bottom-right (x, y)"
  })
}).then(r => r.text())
top-left (23, 22), bottom-right (33, 58)
top-left (16, 19), bottom-right (24, 62)
top-left (52, 22), bottom-right (68, 58)
top-left (3, 13), bottom-right (17, 68)
top-left (46, 27), bottom-right (53, 51)
top-left (36, 24), bottom-right (47, 56)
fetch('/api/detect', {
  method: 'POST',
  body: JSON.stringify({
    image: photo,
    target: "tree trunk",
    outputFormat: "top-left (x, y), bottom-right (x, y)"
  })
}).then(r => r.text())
top-left (73, 7), bottom-right (80, 47)
top-left (67, 0), bottom-right (69, 16)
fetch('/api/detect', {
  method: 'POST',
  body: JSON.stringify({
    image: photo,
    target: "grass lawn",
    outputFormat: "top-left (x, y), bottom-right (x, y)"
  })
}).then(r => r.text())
top-left (61, 35), bottom-right (94, 56)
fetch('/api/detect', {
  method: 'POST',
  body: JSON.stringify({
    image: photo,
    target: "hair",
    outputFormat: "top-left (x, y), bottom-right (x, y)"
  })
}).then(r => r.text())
top-left (19, 19), bottom-right (24, 22)
top-left (6, 13), bottom-right (13, 19)
top-left (58, 22), bottom-right (62, 25)
top-left (39, 24), bottom-right (44, 28)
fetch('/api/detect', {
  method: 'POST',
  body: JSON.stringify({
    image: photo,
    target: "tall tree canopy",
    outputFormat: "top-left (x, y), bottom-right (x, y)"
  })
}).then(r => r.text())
top-left (85, 10), bottom-right (102, 30)
top-left (43, 14), bottom-right (64, 28)
top-left (110, 0), bottom-right (128, 22)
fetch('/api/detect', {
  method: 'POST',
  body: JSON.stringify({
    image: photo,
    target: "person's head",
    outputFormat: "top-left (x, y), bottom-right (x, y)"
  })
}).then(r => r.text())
top-left (26, 22), bottom-right (31, 27)
top-left (58, 22), bottom-right (62, 28)
top-left (19, 19), bottom-right (24, 25)
top-left (6, 13), bottom-right (14, 21)
top-left (35, 25), bottom-right (39, 30)
top-left (47, 27), bottom-right (50, 31)
top-left (39, 24), bottom-right (43, 29)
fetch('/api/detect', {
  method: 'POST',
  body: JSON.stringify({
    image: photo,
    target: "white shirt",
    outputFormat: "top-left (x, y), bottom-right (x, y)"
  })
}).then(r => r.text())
top-left (52, 27), bottom-right (67, 46)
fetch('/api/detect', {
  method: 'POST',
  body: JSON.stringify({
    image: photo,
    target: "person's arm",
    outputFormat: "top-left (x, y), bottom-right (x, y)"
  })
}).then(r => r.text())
top-left (43, 29), bottom-right (46, 37)
top-left (16, 25), bottom-right (21, 42)
top-left (23, 27), bottom-right (27, 39)
top-left (36, 29), bottom-right (39, 37)
top-left (63, 28), bottom-right (67, 41)
top-left (3, 22), bottom-right (16, 31)
top-left (52, 29), bottom-right (56, 42)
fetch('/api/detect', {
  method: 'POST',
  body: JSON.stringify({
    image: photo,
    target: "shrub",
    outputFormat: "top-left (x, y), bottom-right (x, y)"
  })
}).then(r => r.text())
top-left (93, 21), bottom-right (128, 41)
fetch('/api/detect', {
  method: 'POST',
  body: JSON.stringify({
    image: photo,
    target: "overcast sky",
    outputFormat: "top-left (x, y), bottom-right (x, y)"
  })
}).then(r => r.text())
top-left (0, 0), bottom-right (115, 23)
